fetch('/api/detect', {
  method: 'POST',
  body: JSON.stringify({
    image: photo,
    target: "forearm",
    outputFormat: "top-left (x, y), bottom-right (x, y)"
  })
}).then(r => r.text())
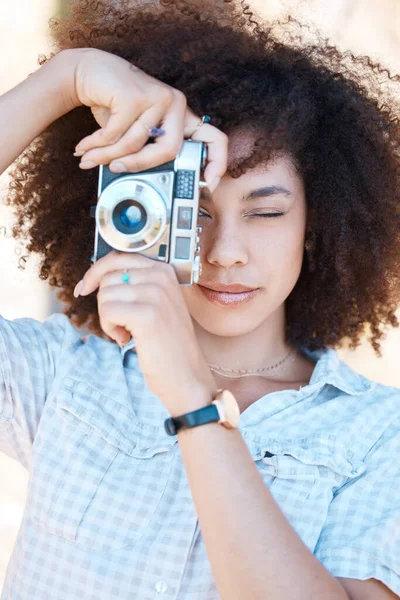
top-left (0, 48), bottom-right (82, 176)
top-left (176, 392), bottom-right (350, 600)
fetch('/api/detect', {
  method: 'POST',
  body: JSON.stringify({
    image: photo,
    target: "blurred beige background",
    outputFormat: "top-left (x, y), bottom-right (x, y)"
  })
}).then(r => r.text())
top-left (0, 0), bottom-right (400, 593)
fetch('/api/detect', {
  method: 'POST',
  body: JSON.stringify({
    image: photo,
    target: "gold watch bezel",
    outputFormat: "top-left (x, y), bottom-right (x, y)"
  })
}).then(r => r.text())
top-left (213, 389), bottom-right (240, 428)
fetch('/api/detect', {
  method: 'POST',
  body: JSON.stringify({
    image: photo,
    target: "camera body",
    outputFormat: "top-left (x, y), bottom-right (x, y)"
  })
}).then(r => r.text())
top-left (90, 140), bottom-right (207, 285)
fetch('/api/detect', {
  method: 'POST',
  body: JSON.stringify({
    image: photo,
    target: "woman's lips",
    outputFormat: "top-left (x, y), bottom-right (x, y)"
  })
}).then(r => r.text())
top-left (198, 285), bottom-right (260, 307)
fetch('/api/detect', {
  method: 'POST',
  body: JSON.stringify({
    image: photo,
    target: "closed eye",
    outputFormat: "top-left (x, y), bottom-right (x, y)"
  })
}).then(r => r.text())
top-left (198, 210), bottom-right (284, 218)
top-left (250, 212), bottom-right (284, 218)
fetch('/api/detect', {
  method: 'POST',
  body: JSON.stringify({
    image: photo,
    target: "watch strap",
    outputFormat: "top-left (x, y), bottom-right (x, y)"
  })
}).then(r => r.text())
top-left (164, 403), bottom-right (220, 436)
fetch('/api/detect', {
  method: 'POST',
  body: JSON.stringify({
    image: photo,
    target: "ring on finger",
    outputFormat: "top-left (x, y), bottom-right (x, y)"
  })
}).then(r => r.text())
top-left (188, 115), bottom-right (212, 139)
top-left (141, 121), bottom-right (166, 138)
top-left (121, 269), bottom-right (130, 284)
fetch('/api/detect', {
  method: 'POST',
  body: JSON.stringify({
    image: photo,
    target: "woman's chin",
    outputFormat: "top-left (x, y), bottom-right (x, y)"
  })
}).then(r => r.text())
top-left (183, 286), bottom-right (273, 337)
top-left (188, 310), bottom-right (266, 338)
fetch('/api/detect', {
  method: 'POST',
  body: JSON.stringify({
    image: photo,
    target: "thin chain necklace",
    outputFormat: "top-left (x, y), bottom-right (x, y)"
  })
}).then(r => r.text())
top-left (207, 347), bottom-right (295, 379)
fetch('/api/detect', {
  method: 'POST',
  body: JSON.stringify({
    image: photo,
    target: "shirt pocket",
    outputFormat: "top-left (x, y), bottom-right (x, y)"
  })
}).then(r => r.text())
top-left (255, 434), bottom-right (366, 551)
top-left (28, 379), bottom-right (175, 552)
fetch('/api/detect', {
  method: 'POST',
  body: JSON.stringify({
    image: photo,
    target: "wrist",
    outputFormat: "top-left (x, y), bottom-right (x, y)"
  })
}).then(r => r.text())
top-left (24, 49), bottom-right (82, 124)
top-left (168, 384), bottom-right (218, 418)
top-left (50, 48), bottom-right (90, 114)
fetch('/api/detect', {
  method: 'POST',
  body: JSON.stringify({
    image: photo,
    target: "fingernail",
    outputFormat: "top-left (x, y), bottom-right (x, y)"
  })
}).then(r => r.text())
top-left (73, 150), bottom-right (85, 157)
top-left (110, 162), bottom-right (128, 173)
top-left (209, 176), bottom-right (221, 193)
top-left (79, 161), bottom-right (97, 169)
top-left (73, 280), bottom-right (84, 298)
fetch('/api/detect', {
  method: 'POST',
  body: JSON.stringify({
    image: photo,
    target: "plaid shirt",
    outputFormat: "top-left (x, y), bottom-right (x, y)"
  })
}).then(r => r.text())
top-left (0, 312), bottom-right (399, 599)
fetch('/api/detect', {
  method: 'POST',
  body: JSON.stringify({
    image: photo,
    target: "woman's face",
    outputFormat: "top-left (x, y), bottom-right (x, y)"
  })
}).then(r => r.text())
top-left (180, 132), bottom-right (307, 338)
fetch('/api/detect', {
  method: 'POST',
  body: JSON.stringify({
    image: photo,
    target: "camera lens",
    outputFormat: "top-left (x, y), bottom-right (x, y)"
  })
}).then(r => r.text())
top-left (112, 199), bottom-right (147, 234)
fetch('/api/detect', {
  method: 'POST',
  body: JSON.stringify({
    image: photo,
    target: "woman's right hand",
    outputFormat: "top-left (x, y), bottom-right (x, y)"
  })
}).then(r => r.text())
top-left (65, 48), bottom-right (227, 192)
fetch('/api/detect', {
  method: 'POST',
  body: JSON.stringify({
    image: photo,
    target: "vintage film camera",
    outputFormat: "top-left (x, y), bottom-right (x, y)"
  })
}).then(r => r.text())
top-left (90, 140), bottom-right (207, 285)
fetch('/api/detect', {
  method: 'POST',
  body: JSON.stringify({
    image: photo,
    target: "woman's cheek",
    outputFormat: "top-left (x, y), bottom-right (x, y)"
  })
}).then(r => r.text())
top-left (258, 223), bottom-right (305, 284)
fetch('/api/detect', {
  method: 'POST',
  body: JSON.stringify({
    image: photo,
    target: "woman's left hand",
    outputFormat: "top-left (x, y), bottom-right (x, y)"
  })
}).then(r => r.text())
top-left (74, 250), bottom-right (218, 416)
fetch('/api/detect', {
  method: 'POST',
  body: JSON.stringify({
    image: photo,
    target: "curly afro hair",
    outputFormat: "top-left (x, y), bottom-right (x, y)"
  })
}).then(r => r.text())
top-left (5, 0), bottom-right (400, 355)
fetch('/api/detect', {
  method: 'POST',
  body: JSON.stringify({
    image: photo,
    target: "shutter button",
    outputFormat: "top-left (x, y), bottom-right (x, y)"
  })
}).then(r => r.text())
top-left (155, 580), bottom-right (168, 593)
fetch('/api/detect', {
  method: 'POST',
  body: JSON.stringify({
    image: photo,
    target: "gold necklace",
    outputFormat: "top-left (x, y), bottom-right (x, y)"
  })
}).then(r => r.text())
top-left (207, 348), bottom-right (295, 379)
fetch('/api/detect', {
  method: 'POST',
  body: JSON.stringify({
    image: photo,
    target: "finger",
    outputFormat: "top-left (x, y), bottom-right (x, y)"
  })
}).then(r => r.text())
top-left (98, 264), bottom-right (178, 302)
top-left (98, 282), bottom-right (165, 306)
top-left (100, 299), bottom-right (135, 346)
top-left (74, 95), bottom-right (144, 154)
top-left (77, 250), bottom-right (157, 296)
top-left (187, 121), bottom-right (228, 192)
top-left (76, 104), bottom-right (167, 169)
top-left (99, 266), bottom-right (163, 287)
top-left (99, 300), bottom-right (154, 345)
top-left (98, 279), bottom-right (169, 346)
top-left (113, 326), bottom-right (132, 347)
top-left (105, 91), bottom-right (186, 172)
top-left (105, 302), bottom-right (149, 348)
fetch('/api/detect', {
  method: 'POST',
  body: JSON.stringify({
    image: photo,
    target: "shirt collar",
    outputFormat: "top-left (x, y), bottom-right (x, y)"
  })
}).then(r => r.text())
top-left (301, 346), bottom-right (374, 396)
top-left (121, 337), bottom-right (136, 360)
top-left (121, 338), bottom-right (374, 397)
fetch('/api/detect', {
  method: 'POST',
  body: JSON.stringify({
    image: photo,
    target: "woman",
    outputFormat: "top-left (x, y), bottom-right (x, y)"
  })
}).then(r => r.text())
top-left (0, 0), bottom-right (399, 598)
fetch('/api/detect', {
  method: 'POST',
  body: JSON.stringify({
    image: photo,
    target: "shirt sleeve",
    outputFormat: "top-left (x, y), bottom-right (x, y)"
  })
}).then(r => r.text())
top-left (314, 409), bottom-right (400, 597)
top-left (0, 312), bottom-right (79, 471)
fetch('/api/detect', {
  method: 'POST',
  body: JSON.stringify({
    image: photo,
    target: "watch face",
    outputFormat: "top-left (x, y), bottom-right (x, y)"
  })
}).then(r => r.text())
top-left (221, 389), bottom-right (241, 427)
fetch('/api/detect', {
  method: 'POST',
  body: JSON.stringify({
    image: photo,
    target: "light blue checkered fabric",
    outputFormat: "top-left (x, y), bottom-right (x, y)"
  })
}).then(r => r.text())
top-left (0, 312), bottom-right (399, 599)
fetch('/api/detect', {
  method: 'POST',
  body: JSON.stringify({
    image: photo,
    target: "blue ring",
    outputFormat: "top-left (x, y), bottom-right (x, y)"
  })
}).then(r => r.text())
top-left (122, 272), bottom-right (130, 283)
top-left (149, 127), bottom-right (166, 138)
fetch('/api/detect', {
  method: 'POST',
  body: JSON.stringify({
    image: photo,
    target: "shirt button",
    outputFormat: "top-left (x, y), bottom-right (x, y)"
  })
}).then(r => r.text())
top-left (155, 580), bottom-right (168, 593)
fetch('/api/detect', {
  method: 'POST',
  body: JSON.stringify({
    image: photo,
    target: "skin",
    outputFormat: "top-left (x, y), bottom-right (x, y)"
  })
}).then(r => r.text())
top-left (180, 128), bottom-right (316, 401)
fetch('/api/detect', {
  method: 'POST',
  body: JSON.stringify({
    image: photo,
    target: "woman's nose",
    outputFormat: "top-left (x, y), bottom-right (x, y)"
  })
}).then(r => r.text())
top-left (203, 223), bottom-right (249, 268)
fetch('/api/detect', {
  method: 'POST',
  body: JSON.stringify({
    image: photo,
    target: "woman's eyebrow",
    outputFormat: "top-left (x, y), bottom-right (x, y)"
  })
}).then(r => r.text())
top-left (241, 185), bottom-right (293, 203)
top-left (201, 185), bottom-right (292, 203)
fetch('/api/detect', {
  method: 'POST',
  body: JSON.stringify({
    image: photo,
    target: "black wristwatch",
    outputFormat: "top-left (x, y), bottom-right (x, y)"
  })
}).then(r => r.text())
top-left (164, 389), bottom-right (240, 436)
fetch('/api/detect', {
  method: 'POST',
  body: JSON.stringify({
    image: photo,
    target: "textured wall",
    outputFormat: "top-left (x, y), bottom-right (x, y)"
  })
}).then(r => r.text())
top-left (0, 0), bottom-right (399, 591)
top-left (0, 0), bottom-right (60, 587)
